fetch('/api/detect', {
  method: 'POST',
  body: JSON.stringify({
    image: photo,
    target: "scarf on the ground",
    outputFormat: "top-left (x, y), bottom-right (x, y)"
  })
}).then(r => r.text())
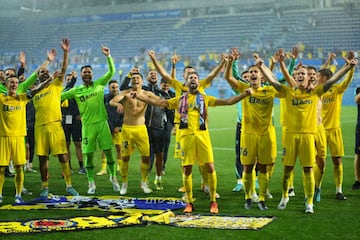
top-left (179, 92), bottom-right (206, 130)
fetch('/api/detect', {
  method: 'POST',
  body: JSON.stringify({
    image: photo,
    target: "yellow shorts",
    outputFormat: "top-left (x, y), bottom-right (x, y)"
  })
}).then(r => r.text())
top-left (269, 125), bottom-right (277, 162)
top-left (112, 131), bottom-right (122, 145)
top-left (0, 136), bottom-right (26, 166)
top-left (173, 123), bottom-right (182, 159)
top-left (282, 133), bottom-right (315, 167)
top-left (35, 121), bottom-right (67, 156)
top-left (179, 132), bottom-right (214, 167)
top-left (315, 125), bottom-right (327, 159)
top-left (240, 132), bottom-right (274, 165)
top-left (325, 127), bottom-right (344, 157)
top-left (121, 124), bottom-right (149, 157)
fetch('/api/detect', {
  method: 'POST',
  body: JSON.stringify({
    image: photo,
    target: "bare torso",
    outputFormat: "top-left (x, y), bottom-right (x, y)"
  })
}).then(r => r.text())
top-left (122, 89), bottom-right (148, 125)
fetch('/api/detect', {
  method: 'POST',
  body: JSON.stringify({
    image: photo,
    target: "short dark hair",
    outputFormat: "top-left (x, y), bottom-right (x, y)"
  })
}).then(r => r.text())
top-left (108, 79), bottom-right (118, 85)
top-left (131, 72), bottom-right (143, 79)
top-left (318, 68), bottom-right (333, 79)
top-left (4, 68), bottom-right (16, 75)
top-left (241, 70), bottom-right (249, 77)
top-left (307, 65), bottom-right (317, 72)
top-left (80, 65), bottom-right (92, 71)
top-left (183, 65), bottom-right (195, 73)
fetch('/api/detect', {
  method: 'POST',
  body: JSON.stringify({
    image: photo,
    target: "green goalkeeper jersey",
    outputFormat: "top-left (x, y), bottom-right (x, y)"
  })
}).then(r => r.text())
top-left (61, 56), bottom-right (115, 126)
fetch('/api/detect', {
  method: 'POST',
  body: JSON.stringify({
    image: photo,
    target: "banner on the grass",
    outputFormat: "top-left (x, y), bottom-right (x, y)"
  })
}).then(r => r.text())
top-left (0, 195), bottom-right (186, 212)
top-left (0, 211), bottom-right (275, 234)
top-left (0, 213), bottom-right (147, 235)
top-left (168, 215), bottom-right (275, 230)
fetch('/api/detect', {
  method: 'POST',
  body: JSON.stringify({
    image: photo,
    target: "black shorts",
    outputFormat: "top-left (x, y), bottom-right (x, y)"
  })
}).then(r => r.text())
top-left (63, 120), bottom-right (82, 142)
top-left (147, 127), bottom-right (165, 154)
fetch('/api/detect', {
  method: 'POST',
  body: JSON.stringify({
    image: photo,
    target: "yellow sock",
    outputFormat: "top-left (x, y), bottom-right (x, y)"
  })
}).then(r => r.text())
top-left (140, 161), bottom-right (150, 183)
top-left (14, 166), bottom-right (24, 195)
top-left (288, 170), bottom-right (294, 189)
top-left (119, 160), bottom-right (129, 183)
top-left (334, 163), bottom-right (343, 191)
top-left (243, 172), bottom-right (252, 200)
top-left (60, 162), bottom-right (72, 186)
top-left (282, 171), bottom-right (291, 198)
top-left (303, 171), bottom-right (315, 205)
top-left (101, 158), bottom-right (107, 171)
top-left (0, 167), bottom-right (5, 195)
top-left (117, 159), bottom-right (121, 171)
top-left (207, 171), bottom-right (217, 202)
top-left (183, 173), bottom-right (193, 203)
top-left (258, 172), bottom-right (269, 202)
top-left (41, 181), bottom-right (49, 189)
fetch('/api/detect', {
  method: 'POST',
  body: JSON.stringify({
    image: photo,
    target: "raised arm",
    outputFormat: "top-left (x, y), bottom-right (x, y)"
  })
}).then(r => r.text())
top-left (97, 45), bottom-right (116, 86)
top-left (148, 50), bottom-right (173, 84)
top-left (256, 55), bottom-right (282, 92)
top-left (202, 53), bottom-right (227, 85)
top-left (224, 55), bottom-right (241, 90)
top-left (54, 38), bottom-right (70, 84)
top-left (337, 51), bottom-right (356, 89)
top-left (269, 50), bottom-right (279, 72)
top-left (323, 57), bottom-right (358, 92)
top-left (171, 51), bottom-right (179, 79)
top-left (57, 38), bottom-right (70, 83)
top-left (132, 90), bottom-right (169, 108)
top-left (320, 53), bottom-right (336, 70)
top-left (17, 51), bottom-right (26, 77)
top-left (17, 48), bottom-right (56, 93)
top-left (278, 48), bottom-right (297, 87)
top-left (215, 88), bottom-right (252, 106)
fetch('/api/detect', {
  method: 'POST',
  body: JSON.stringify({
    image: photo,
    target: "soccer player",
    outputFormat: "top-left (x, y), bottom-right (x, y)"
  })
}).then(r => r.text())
top-left (148, 50), bottom-right (225, 197)
top-left (0, 76), bottom-right (30, 204)
top-left (0, 73), bottom-right (52, 203)
top-left (109, 72), bottom-right (153, 195)
top-left (353, 88), bottom-right (360, 189)
top-left (259, 53), bottom-right (357, 213)
top-left (120, 69), bottom-right (170, 190)
top-left (225, 54), bottom-right (280, 211)
top-left (318, 52), bottom-right (356, 200)
top-left (33, 38), bottom-right (79, 197)
top-left (133, 71), bottom-right (253, 214)
top-left (62, 71), bottom-right (85, 175)
top-left (303, 65), bottom-right (327, 203)
top-left (61, 45), bottom-right (119, 195)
